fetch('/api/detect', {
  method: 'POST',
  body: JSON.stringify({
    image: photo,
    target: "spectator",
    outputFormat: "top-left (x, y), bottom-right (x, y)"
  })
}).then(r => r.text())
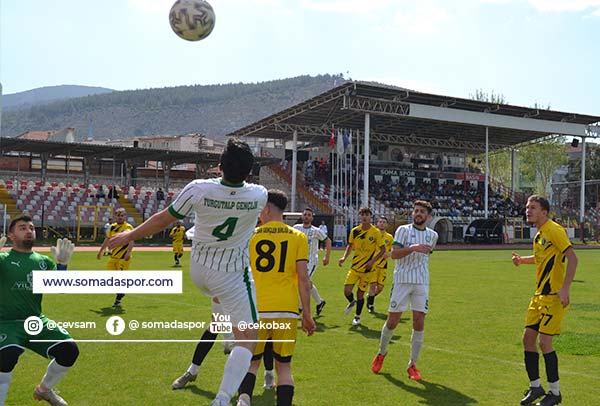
top-left (318, 220), bottom-right (328, 250)
top-left (156, 187), bottom-right (165, 201)
top-left (108, 186), bottom-right (119, 200)
top-left (95, 186), bottom-right (105, 199)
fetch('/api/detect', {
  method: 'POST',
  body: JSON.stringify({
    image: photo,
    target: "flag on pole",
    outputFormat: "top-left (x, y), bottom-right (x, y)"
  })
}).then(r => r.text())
top-left (348, 130), bottom-right (352, 153)
top-left (329, 127), bottom-right (335, 148)
top-left (337, 129), bottom-right (344, 155)
top-left (342, 130), bottom-right (349, 151)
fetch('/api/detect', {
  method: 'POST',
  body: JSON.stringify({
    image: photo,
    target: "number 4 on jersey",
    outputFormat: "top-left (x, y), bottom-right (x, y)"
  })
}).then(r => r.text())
top-left (211, 217), bottom-right (238, 241)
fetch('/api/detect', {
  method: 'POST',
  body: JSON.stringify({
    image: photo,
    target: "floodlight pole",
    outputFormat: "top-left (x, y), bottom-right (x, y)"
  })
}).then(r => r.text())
top-left (2, 204), bottom-right (6, 237)
top-left (579, 136), bottom-right (586, 241)
top-left (363, 113), bottom-right (370, 207)
top-left (484, 127), bottom-right (489, 219)
top-left (291, 130), bottom-right (298, 212)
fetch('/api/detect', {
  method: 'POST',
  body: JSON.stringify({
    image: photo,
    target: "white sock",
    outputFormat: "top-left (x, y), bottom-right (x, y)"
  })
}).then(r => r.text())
top-left (216, 345), bottom-right (253, 402)
top-left (548, 381), bottom-right (560, 396)
top-left (410, 329), bottom-right (424, 365)
top-left (0, 371), bottom-right (11, 406)
top-left (530, 378), bottom-right (541, 388)
top-left (379, 324), bottom-right (395, 355)
top-left (40, 359), bottom-right (70, 390)
top-left (311, 285), bottom-right (322, 304)
top-left (187, 363), bottom-right (200, 375)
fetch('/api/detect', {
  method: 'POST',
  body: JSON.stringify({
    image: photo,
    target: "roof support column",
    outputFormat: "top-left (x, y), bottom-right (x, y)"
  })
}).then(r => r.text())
top-left (291, 130), bottom-right (298, 211)
top-left (124, 160), bottom-right (131, 188)
top-left (484, 127), bottom-right (489, 219)
top-left (511, 148), bottom-right (517, 197)
top-left (363, 113), bottom-right (370, 207)
top-left (580, 137), bottom-right (586, 241)
top-left (40, 152), bottom-right (48, 184)
top-left (83, 157), bottom-right (92, 186)
top-left (164, 162), bottom-right (171, 193)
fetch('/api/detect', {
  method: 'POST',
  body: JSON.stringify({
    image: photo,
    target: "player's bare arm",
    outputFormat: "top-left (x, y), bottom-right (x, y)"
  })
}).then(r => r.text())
top-left (322, 238), bottom-right (332, 266)
top-left (97, 238), bottom-right (109, 260)
top-left (338, 243), bottom-right (354, 266)
top-left (558, 247), bottom-right (578, 307)
top-left (297, 260), bottom-right (316, 336)
top-left (108, 209), bottom-right (177, 249)
top-left (511, 252), bottom-right (535, 266)
top-left (391, 244), bottom-right (431, 260)
top-left (123, 241), bottom-right (135, 261)
top-left (366, 245), bottom-right (386, 271)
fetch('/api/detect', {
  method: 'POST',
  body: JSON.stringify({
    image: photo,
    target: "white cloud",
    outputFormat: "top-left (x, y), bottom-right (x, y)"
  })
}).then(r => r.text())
top-left (389, 1), bottom-right (450, 35)
top-left (128, 0), bottom-right (171, 14)
top-left (479, 0), bottom-right (600, 15)
top-left (527, 0), bottom-right (600, 12)
top-left (300, 0), bottom-right (395, 14)
top-left (128, 0), bottom-right (286, 15)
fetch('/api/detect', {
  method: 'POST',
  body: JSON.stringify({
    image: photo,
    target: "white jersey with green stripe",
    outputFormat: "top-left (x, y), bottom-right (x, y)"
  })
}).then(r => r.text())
top-left (292, 224), bottom-right (327, 271)
top-left (393, 223), bottom-right (438, 285)
top-left (168, 178), bottom-right (267, 273)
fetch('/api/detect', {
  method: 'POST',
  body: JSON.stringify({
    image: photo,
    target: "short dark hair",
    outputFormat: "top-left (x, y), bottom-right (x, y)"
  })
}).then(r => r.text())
top-left (220, 138), bottom-right (255, 184)
top-left (9, 215), bottom-right (33, 232)
top-left (303, 207), bottom-right (314, 214)
top-left (528, 195), bottom-right (550, 212)
top-left (378, 216), bottom-right (388, 222)
top-left (267, 189), bottom-right (288, 212)
top-left (414, 200), bottom-right (433, 214)
top-left (358, 207), bottom-right (372, 215)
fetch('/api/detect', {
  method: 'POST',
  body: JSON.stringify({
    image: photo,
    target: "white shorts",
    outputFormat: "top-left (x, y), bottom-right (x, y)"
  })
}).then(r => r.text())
top-left (388, 283), bottom-right (429, 314)
top-left (189, 264), bottom-right (259, 326)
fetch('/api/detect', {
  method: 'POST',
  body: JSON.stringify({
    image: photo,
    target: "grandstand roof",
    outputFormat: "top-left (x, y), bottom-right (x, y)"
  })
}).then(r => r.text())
top-left (0, 137), bottom-right (277, 166)
top-left (228, 81), bottom-right (600, 153)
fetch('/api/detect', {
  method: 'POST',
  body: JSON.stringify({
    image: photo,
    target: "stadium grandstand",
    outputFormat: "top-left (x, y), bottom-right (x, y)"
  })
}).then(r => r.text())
top-left (229, 81), bottom-right (600, 243)
top-left (2, 81), bottom-right (600, 244)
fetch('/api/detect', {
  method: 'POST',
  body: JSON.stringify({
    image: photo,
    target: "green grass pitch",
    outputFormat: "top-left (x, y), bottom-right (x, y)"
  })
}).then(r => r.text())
top-left (6, 249), bottom-right (600, 405)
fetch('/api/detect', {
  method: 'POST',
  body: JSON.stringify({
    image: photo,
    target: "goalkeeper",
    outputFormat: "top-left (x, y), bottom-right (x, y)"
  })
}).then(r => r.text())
top-left (0, 216), bottom-right (77, 406)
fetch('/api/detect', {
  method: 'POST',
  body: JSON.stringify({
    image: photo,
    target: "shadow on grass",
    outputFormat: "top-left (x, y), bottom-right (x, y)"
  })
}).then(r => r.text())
top-left (349, 323), bottom-right (387, 340)
top-left (314, 319), bottom-right (343, 333)
top-left (381, 373), bottom-right (478, 405)
top-left (249, 387), bottom-right (276, 406)
top-left (182, 384), bottom-right (217, 400)
top-left (89, 306), bottom-right (125, 317)
top-left (371, 310), bottom-right (388, 320)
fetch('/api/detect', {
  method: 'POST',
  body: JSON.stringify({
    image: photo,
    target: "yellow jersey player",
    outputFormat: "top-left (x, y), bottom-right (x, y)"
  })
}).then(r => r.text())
top-left (237, 189), bottom-right (315, 406)
top-left (367, 216), bottom-right (393, 313)
top-left (169, 221), bottom-right (186, 267)
top-left (338, 207), bottom-right (385, 326)
top-left (512, 195), bottom-right (578, 406)
top-left (97, 207), bottom-right (134, 307)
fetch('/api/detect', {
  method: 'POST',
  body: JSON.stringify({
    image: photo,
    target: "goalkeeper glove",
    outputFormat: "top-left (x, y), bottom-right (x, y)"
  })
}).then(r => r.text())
top-left (51, 238), bottom-right (75, 265)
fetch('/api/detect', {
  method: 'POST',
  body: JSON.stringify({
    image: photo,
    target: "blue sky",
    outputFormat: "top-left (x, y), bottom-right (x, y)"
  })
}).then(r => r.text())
top-left (1, 0), bottom-right (599, 116)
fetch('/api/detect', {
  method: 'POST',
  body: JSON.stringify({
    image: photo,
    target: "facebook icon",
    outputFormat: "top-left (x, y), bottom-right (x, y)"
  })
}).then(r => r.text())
top-left (105, 316), bottom-right (125, 336)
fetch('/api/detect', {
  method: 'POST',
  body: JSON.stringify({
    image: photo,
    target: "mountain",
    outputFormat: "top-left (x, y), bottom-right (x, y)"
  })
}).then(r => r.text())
top-left (3, 85), bottom-right (114, 111)
top-left (0, 75), bottom-right (345, 140)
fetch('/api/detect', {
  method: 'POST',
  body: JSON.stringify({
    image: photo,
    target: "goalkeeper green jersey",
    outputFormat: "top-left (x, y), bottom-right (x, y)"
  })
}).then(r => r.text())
top-left (0, 249), bottom-right (56, 320)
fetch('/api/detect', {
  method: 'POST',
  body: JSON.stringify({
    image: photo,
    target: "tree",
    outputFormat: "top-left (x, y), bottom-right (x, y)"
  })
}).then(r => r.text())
top-left (470, 89), bottom-right (511, 186)
top-left (586, 143), bottom-right (600, 180)
top-left (519, 137), bottom-right (567, 196)
top-left (469, 89), bottom-right (506, 104)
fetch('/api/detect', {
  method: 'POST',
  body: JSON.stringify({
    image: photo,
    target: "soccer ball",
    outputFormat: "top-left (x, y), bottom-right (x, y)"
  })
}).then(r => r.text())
top-left (169, 0), bottom-right (215, 41)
